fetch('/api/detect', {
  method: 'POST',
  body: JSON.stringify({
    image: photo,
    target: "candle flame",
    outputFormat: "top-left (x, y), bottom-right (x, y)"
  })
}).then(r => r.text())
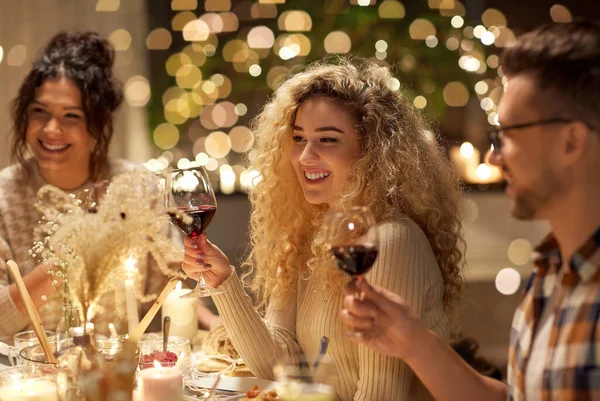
top-left (125, 255), bottom-right (137, 277)
top-left (108, 322), bottom-right (118, 338)
top-left (175, 280), bottom-right (183, 291)
top-left (153, 360), bottom-right (162, 370)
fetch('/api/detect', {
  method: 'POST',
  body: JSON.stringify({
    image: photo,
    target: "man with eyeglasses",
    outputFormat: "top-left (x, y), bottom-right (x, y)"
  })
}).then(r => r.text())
top-left (340, 20), bottom-right (600, 401)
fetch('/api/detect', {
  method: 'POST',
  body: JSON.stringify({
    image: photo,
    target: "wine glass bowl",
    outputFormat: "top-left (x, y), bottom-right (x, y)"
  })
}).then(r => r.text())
top-left (324, 207), bottom-right (379, 279)
top-left (324, 206), bottom-right (379, 336)
top-left (164, 167), bottom-right (224, 297)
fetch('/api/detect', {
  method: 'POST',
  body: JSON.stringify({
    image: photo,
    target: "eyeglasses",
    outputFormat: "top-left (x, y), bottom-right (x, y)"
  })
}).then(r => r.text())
top-left (488, 118), bottom-right (574, 153)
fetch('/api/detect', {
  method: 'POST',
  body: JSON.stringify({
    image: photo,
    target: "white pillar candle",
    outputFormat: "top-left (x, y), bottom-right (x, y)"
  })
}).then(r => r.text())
top-left (124, 256), bottom-right (140, 334)
top-left (125, 279), bottom-right (139, 334)
top-left (0, 379), bottom-right (58, 401)
top-left (161, 281), bottom-right (199, 342)
top-left (137, 365), bottom-right (183, 401)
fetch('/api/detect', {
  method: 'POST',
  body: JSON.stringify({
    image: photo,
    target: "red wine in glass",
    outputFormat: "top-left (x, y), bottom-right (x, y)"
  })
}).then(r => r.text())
top-left (164, 166), bottom-right (223, 297)
top-left (168, 205), bottom-right (217, 237)
top-left (330, 244), bottom-right (379, 277)
top-left (324, 207), bottom-right (379, 337)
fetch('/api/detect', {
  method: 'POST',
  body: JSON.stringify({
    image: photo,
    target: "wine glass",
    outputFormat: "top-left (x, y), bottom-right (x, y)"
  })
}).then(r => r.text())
top-left (274, 353), bottom-right (337, 401)
top-left (324, 206), bottom-right (379, 336)
top-left (164, 167), bottom-right (224, 297)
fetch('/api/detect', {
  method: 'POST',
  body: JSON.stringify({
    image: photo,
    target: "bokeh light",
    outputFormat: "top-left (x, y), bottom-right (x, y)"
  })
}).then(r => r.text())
top-left (443, 82), bottom-right (469, 107)
top-left (7, 45), bottom-right (27, 67)
top-left (205, 0), bottom-right (231, 11)
top-left (109, 29), bottom-right (132, 51)
top-left (171, 0), bottom-right (197, 10)
top-left (229, 126), bottom-right (254, 153)
top-left (125, 76), bottom-right (151, 107)
top-left (183, 18), bottom-right (210, 41)
top-left (166, 53), bottom-right (192, 76)
top-left (482, 8), bottom-right (507, 27)
top-left (154, 123), bottom-right (180, 150)
top-left (451, 16), bottom-right (464, 28)
top-left (550, 4), bottom-right (572, 23)
top-left (409, 18), bottom-right (436, 40)
top-left (175, 64), bottom-right (203, 88)
top-left (378, 0), bottom-right (406, 19)
top-left (413, 96), bottom-right (427, 109)
top-left (508, 239), bottom-right (533, 266)
top-left (147, 28), bottom-right (173, 50)
top-left (324, 31), bottom-right (352, 54)
top-left (247, 26), bottom-right (275, 48)
top-left (474, 81), bottom-right (489, 95)
top-left (278, 11), bottom-right (312, 32)
top-left (96, 0), bottom-right (120, 12)
top-left (205, 131), bottom-right (232, 158)
top-left (235, 103), bottom-right (248, 116)
top-left (460, 142), bottom-right (474, 158)
top-left (251, 2), bottom-right (278, 19)
top-left (495, 268), bottom-right (521, 295)
top-left (425, 35), bottom-right (438, 48)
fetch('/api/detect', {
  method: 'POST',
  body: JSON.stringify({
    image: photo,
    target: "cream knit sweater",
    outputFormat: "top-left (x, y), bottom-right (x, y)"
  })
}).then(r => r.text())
top-left (213, 218), bottom-right (448, 401)
top-left (0, 158), bottom-right (170, 343)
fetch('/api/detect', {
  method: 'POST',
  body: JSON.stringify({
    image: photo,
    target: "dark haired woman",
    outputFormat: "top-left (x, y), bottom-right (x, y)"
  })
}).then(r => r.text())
top-left (0, 31), bottom-right (167, 342)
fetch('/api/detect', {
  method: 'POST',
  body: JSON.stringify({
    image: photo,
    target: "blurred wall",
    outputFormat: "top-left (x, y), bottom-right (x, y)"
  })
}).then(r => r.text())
top-left (0, 0), bottom-right (153, 169)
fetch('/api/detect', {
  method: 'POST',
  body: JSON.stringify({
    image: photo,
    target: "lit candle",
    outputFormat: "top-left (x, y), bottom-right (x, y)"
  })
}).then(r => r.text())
top-left (108, 322), bottom-right (118, 338)
top-left (137, 361), bottom-right (183, 401)
top-left (450, 142), bottom-right (480, 182)
top-left (161, 281), bottom-right (199, 342)
top-left (0, 379), bottom-right (58, 401)
top-left (124, 256), bottom-right (140, 334)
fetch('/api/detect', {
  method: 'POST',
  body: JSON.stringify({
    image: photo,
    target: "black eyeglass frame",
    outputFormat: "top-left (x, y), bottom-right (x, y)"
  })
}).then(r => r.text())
top-left (488, 118), bottom-right (575, 153)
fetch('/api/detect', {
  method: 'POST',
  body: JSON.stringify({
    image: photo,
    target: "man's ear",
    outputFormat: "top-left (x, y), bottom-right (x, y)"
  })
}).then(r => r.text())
top-left (560, 121), bottom-right (590, 166)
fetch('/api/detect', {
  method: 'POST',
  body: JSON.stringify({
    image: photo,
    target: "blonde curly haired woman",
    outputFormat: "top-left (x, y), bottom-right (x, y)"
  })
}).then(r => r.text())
top-left (182, 57), bottom-right (465, 401)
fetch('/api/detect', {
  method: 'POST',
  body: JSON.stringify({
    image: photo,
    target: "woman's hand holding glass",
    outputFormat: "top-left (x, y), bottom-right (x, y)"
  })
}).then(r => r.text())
top-left (182, 233), bottom-right (233, 289)
top-left (165, 166), bottom-right (228, 297)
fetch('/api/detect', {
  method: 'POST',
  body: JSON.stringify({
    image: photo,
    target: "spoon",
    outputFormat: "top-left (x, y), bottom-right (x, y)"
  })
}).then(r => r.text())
top-left (163, 316), bottom-right (171, 353)
top-left (205, 375), bottom-right (222, 400)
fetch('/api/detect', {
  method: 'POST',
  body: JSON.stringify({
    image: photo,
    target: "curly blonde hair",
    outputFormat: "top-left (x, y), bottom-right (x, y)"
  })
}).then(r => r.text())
top-left (243, 56), bottom-right (465, 312)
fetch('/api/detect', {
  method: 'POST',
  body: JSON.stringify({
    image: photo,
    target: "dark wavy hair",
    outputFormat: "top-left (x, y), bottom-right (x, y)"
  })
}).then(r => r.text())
top-left (501, 20), bottom-right (600, 130)
top-left (10, 31), bottom-right (124, 180)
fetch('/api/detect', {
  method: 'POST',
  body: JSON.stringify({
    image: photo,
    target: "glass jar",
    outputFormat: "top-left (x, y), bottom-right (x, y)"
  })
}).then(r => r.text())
top-left (56, 305), bottom-right (82, 350)
top-left (56, 324), bottom-right (106, 401)
top-left (0, 365), bottom-right (58, 401)
top-left (137, 336), bottom-right (192, 376)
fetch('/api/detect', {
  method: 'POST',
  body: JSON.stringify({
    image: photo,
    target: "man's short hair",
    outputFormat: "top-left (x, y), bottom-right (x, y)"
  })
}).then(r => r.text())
top-left (501, 21), bottom-right (600, 130)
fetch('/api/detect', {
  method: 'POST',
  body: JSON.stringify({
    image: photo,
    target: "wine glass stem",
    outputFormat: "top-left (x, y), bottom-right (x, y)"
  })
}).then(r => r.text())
top-left (197, 272), bottom-right (208, 290)
top-left (352, 276), bottom-right (365, 300)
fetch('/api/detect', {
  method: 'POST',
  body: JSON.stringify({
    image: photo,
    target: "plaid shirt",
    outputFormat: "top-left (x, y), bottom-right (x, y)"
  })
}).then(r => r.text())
top-left (507, 227), bottom-right (600, 401)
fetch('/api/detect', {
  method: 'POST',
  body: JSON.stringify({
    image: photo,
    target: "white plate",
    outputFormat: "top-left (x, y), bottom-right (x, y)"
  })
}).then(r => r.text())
top-left (187, 376), bottom-right (277, 393)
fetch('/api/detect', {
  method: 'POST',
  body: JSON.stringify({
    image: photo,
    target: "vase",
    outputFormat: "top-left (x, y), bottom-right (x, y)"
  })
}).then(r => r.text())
top-left (56, 305), bottom-right (82, 351)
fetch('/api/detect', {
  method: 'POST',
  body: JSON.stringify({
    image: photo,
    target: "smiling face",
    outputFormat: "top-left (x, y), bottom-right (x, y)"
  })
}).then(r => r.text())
top-left (290, 97), bottom-right (361, 206)
top-left (488, 74), bottom-right (568, 220)
top-left (25, 77), bottom-right (95, 188)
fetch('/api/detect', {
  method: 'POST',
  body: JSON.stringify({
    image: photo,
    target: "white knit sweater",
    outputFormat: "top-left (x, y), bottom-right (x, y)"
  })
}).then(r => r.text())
top-left (213, 218), bottom-right (448, 401)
